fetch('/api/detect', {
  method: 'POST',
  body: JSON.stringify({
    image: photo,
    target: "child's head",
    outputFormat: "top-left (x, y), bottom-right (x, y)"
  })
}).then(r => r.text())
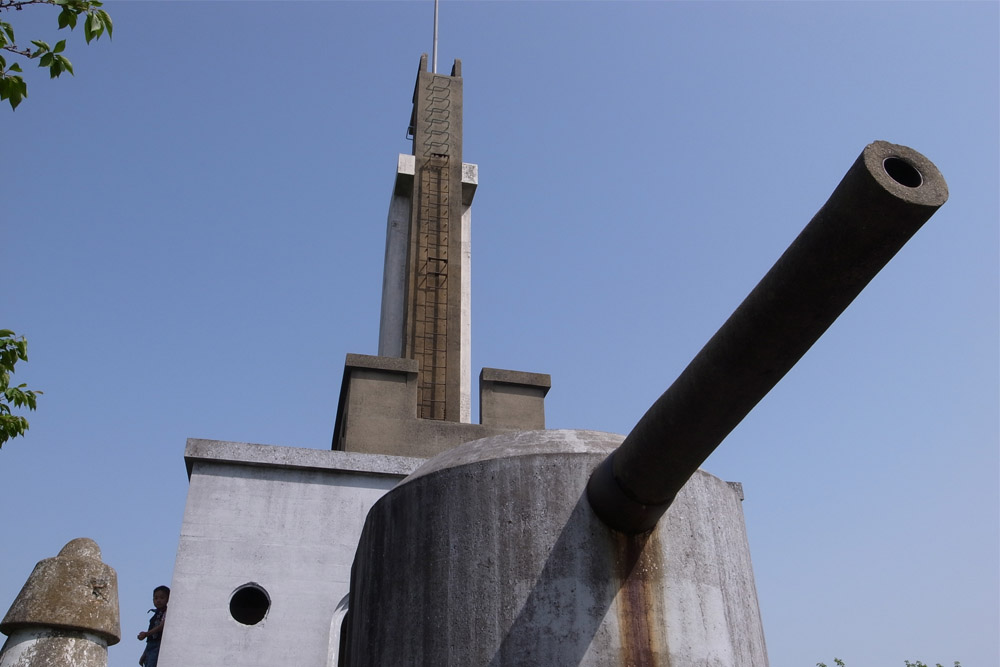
top-left (152, 585), bottom-right (170, 609)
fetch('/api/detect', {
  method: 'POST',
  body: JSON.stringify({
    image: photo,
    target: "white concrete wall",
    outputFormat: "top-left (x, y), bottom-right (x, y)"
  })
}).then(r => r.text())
top-left (158, 440), bottom-right (421, 667)
top-left (377, 154), bottom-right (414, 360)
top-left (459, 189), bottom-right (473, 424)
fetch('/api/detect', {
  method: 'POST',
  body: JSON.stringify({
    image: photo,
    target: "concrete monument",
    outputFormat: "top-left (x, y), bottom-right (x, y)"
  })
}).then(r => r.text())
top-left (159, 53), bottom-right (947, 667)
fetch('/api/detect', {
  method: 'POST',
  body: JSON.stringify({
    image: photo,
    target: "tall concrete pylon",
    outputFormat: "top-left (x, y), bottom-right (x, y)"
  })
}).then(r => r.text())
top-left (333, 56), bottom-right (551, 458)
top-left (378, 54), bottom-right (478, 424)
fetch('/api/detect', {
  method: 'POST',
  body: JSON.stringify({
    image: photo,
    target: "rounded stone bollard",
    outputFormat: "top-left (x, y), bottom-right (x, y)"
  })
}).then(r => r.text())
top-left (0, 538), bottom-right (120, 667)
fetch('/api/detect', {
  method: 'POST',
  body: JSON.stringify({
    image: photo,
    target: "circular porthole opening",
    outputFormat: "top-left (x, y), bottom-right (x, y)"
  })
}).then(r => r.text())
top-left (230, 583), bottom-right (270, 625)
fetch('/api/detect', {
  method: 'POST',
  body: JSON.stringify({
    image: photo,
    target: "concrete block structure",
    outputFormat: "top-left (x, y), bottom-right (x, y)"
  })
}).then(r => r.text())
top-left (333, 355), bottom-right (551, 457)
top-left (159, 441), bottom-right (421, 667)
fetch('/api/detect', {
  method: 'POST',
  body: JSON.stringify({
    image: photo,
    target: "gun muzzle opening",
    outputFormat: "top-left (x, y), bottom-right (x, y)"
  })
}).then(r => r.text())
top-left (883, 156), bottom-right (923, 188)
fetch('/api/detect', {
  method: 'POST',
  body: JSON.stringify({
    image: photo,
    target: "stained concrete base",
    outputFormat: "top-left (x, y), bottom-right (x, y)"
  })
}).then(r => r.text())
top-left (345, 430), bottom-right (768, 667)
top-left (0, 629), bottom-right (108, 667)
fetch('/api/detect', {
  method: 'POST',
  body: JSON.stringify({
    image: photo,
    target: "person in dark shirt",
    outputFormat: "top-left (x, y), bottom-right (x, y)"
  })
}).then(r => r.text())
top-left (138, 585), bottom-right (168, 667)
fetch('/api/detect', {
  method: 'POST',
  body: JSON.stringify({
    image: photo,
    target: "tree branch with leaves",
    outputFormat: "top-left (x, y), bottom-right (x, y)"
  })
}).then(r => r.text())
top-left (0, 0), bottom-right (111, 110)
top-left (1, 330), bottom-right (42, 448)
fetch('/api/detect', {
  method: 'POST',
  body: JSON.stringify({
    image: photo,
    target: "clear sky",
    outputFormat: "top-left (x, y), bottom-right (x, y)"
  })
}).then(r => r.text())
top-left (1, 2), bottom-right (997, 666)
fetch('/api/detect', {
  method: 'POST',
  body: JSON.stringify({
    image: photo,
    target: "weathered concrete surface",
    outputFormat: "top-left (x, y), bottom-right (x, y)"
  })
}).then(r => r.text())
top-left (459, 161), bottom-right (477, 423)
top-left (378, 154), bottom-right (479, 427)
top-left (401, 55), bottom-right (466, 421)
top-left (479, 368), bottom-right (550, 430)
top-left (0, 538), bottom-right (119, 667)
top-left (0, 539), bottom-right (119, 644)
top-left (183, 437), bottom-right (420, 478)
top-left (0, 629), bottom-right (108, 667)
top-left (345, 430), bottom-right (768, 667)
top-left (158, 440), bottom-right (423, 667)
top-left (333, 355), bottom-right (552, 458)
top-left (376, 153), bottom-right (417, 360)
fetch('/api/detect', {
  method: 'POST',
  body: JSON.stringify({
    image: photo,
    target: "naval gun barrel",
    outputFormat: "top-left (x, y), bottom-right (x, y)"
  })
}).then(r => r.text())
top-left (587, 141), bottom-right (948, 534)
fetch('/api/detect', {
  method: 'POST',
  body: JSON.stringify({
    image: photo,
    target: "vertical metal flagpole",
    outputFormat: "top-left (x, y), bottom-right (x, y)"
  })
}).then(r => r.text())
top-left (432, 0), bottom-right (439, 73)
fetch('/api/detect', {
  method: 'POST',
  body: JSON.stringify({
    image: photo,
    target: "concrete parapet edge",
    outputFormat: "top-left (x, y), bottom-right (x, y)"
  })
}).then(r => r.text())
top-left (344, 353), bottom-right (418, 375)
top-left (184, 439), bottom-right (425, 479)
top-left (480, 367), bottom-right (551, 391)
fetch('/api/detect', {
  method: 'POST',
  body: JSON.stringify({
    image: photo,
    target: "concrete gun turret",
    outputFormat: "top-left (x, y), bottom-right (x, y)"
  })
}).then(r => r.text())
top-left (341, 141), bottom-right (948, 667)
top-left (587, 140), bottom-right (949, 533)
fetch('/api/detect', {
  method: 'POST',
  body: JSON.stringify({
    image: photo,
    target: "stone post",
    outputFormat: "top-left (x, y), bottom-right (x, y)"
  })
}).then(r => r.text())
top-left (0, 538), bottom-right (120, 667)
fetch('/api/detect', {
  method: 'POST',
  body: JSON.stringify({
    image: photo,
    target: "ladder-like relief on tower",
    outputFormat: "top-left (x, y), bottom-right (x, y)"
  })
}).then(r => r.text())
top-left (421, 77), bottom-right (451, 157)
top-left (413, 156), bottom-right (450, 420)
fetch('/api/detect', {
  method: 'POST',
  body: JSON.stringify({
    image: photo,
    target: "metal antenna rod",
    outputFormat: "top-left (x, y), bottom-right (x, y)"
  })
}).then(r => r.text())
top-left (432, 0), bottom-right (439, 73)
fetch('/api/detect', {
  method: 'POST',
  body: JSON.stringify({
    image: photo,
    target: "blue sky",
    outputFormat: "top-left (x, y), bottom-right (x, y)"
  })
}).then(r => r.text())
top-left (1, 2), bottom-right (997, 666)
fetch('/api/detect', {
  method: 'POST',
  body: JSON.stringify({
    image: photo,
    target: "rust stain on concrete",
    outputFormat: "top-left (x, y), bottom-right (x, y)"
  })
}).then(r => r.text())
top-left (614, 530), bottom-right (669, 667)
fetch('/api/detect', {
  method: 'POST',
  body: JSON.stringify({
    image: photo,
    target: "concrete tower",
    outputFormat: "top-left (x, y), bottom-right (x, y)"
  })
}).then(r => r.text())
top-left (379, 54), bottom-right (473, 423)
top-left (332, 56), bottom-right (551, 458)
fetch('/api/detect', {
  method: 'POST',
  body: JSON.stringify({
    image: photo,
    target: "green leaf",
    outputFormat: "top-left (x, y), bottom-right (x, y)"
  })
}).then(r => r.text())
top-left (54, 40), bottom-right (67, 54)
top-left (31, 40), bottom-right (51, 52)
top-left (39, 53), bottom-right (54, 68)
top-left (57, 55), bottom-right (73, 76)
top-left (84, 12), bottom-right (105, 44)
top-left (98, 9), bottom-right (112, 38)
top-left (9, 63), bottom-right (22, 73)
top-left (0, 414), bottom-right (31, 447)
top-left (1, 21), bottom-right (14, 45)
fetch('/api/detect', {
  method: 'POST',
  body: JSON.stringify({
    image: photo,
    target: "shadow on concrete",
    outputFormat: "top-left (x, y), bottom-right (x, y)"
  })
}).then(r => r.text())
top-left (486, 489), bottom-right (653, 667)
